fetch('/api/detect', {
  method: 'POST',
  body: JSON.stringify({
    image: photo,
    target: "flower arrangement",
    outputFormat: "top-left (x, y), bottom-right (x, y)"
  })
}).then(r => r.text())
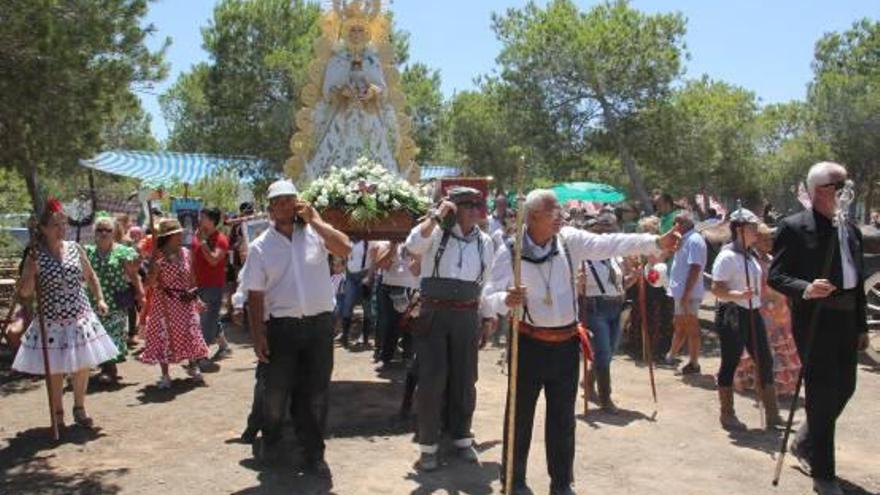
top-left (301, 157), bottom-right (430, 225)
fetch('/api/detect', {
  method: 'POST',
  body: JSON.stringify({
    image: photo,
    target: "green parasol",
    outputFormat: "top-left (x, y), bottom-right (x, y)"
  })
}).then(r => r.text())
top-left (551, 182), bottom-right (626, 203)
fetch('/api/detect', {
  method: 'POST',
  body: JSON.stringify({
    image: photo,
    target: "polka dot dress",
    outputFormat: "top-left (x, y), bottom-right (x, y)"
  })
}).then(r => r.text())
top-left (139, 248), bottom-right (209, 365)
top-left (13, 242), bottom-right (119, 375)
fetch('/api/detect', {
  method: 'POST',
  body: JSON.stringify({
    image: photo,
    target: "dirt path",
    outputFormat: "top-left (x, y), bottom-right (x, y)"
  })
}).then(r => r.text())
top-left (1, 322), bottom-right (879, 495)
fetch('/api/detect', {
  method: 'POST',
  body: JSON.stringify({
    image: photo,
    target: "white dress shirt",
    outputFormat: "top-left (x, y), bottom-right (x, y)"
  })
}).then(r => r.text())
top-left (346, 239), bottom-right (372, 273)
top-left (582, 258), bottom-right (625, 298)
top-left (405, 223), bottom-right (494, 284)
top-left (238, 224), bottom-right (335, 320)
top-left (482, 226), bottom-right (659, 326)
top-left (839, 223), bottom-right (858, 290)
top-left (381, 244), bottom-right (420, 289)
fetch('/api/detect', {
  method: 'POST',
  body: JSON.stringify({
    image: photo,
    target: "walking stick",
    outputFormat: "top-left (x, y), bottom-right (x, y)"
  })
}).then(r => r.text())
top-left (740, 228), bottom-right (766, 429)
top-left (137, 199), bottom-right (158, 327)
top-left (638, 262), bottom-right (658, 416)
top-left (503, 157), bottom-right (527, 495)
top-left (26, 218), bottom-right (60, 440)
top-left (772, 181), bottom-right (853, 486)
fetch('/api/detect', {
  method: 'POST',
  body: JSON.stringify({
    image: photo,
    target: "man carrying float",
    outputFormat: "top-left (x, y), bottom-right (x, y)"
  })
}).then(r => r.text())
top-left (482, 189), bottom-right (679, 495)
top-left (404, 186), bottom-right (495, 471)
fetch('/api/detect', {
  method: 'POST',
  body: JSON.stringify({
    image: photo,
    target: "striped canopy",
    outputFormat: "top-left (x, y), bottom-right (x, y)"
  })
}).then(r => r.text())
top-left (80, 150), bottom-right (266, 184)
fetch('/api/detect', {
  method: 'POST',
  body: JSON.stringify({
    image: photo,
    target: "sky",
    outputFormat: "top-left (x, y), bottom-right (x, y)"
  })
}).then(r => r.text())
top-left (138, 0), bottom-right (879, 143)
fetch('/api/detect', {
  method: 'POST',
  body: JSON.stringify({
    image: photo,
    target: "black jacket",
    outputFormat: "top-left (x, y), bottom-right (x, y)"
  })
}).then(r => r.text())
top-left (768, 209), bottom-right (867, 335)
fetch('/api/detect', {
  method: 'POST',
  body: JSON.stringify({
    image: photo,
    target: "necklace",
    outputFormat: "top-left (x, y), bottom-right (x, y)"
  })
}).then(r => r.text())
top-left (536, 258), bottom-right (554, 306)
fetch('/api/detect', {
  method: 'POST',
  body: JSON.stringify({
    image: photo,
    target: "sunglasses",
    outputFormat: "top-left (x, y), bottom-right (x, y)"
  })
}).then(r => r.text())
top-left (457, 201), bottom-right (485, 209)
top-left (819, 180), bottom-right (846, 191)
top-left (95, 228), bottom-right (113, 233)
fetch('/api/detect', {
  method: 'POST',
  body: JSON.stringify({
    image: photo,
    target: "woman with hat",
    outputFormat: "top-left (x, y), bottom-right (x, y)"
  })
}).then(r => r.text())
top-left (710, 207), bottom-right (782, 430)
top-left (13, 198), bottom-right (118, 429)
top-left (139, 218), bottom-right (210, 389)
top-left (86, 213), bottom-right (145, 383)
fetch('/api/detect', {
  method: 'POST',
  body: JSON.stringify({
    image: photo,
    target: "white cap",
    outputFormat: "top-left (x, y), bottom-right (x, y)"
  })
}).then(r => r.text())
top-left (267, 179), bottom-right (298, 199)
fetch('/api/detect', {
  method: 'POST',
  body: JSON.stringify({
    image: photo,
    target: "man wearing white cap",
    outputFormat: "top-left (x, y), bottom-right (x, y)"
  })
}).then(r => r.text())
top-left (239, 179), bottom-right (351, 478)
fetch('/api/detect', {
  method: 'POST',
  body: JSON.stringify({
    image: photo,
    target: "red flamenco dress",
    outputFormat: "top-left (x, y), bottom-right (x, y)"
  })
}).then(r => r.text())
top-left (139, 248), bottom-right (209, 365)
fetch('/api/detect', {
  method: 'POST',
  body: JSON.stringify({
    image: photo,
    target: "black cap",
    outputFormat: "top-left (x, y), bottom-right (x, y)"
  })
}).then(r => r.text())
top-left (447, 186), bottom-right (483, 204)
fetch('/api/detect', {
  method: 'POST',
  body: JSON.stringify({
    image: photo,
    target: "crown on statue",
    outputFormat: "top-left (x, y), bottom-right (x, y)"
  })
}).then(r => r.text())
top-left (335, 0), bottom-right (382, 30)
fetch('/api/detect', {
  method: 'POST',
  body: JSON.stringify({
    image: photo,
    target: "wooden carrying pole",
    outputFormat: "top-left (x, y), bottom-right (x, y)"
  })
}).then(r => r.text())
top-left (26, 223), bottom-right (60, 440)
top-left (639, 264), bottom-right (658, 413)
top-left (503, 157), bottom-right (527, 495)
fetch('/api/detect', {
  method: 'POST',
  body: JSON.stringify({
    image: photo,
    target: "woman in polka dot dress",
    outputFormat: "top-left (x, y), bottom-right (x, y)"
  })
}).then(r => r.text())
top-left (139, 218), bottom-right (209, 388)
top-left (13, 199), bottom-right (119, 429)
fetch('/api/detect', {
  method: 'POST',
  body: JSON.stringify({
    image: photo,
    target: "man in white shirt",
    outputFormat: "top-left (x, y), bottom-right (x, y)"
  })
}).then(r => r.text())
top-left (664, 211), bottom-right (708, 375)
top-left (488, 192), bottom-right (508, 241)
top-left (340, 238), bottom-right (374, 348)
top-left (405, 186), bottom-right (495, 471)
top-left (373, 242), bottom-right (420, 370)
top-left (239, 179), bottom-right (351, 478)
top-left (482, 189), bottom-right (679, 495)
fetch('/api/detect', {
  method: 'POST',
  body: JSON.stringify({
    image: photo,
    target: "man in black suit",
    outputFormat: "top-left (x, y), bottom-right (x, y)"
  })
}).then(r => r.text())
top-left (769, 161), bottom-right (870, 495)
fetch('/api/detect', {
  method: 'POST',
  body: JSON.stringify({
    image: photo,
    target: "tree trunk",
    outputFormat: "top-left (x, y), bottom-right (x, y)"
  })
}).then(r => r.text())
top-left (595, 94), bottom-right (652, 213)
top-left (23, 163), bottom-right (41, 213)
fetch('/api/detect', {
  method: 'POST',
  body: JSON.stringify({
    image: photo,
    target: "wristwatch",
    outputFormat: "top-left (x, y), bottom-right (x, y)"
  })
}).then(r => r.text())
top-left (430, 210), bottom-right (443, 224)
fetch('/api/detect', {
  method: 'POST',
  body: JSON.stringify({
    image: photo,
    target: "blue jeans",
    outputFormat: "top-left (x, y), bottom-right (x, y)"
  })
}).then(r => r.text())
top-left (340, 272), bottom-right (366, 319)
top-left (198, 287), bottom-right (224, 346)
top-left (583, 297), bottom-right (623, 369)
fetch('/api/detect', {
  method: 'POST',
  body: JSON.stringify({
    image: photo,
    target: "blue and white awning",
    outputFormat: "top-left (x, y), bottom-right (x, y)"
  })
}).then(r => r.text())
top-left (80, 150), bottom-right (267, 184)
top-left (420, 164), bottom-right (464, 181)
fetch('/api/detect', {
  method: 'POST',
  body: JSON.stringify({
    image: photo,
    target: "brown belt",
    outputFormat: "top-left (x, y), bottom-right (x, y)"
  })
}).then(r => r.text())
top-left (421, 297), bottom-right (480, 310)
top-left (518, 321), bottom-right (579, 343)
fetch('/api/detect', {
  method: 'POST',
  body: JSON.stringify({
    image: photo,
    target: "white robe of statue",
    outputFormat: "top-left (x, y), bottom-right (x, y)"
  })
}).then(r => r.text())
top-left (306, 46), bottom-right (400, 179)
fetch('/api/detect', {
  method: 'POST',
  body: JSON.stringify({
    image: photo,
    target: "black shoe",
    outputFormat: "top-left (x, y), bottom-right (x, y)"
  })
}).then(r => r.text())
top-left (791, 439), bottom-right (812, 475)
top-left (256, 438), bottom-right (282, 466)
top-left (549, 484), bottom-right (576, 495)
top-left (678, 362), bottom-right (701, 375)
top-left (307, 458), bottom-right (332, 479)
top-left (239, 426), bottom-right (258, 444)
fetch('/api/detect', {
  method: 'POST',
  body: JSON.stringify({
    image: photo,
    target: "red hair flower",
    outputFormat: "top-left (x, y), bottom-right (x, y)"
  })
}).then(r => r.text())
top-left (46, 197), bottom-right (64, 214)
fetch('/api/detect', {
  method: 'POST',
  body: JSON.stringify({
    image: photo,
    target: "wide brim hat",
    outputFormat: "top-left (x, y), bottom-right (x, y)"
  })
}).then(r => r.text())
top-left (156, 218), bottom-right (184, 238)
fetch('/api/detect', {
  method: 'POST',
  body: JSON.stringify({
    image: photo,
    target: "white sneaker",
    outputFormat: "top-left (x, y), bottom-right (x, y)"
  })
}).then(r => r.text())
top-left (157, 375), bottom-right (172, 389)
top-left (186, 363), bottom-right (204, 383)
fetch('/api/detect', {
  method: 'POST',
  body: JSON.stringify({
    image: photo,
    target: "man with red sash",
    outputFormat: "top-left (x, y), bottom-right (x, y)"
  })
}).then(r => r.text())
top-left (482, 189), bottom-right (679, 495)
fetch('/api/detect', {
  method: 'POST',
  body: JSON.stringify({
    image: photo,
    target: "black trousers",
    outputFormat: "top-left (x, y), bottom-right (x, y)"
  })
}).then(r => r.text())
top-left (378, 284), bottom-right (410, 364)
top-left (715, 304), bottom-right (774, 387)
top-left (414, 306), bottom-right (480, 447)
top-left (793, 309), bottom-right (859, 480)
top-left (262, 313), bottom-right (334, 462)
top-left (502, 336), bottom-right (580, 489)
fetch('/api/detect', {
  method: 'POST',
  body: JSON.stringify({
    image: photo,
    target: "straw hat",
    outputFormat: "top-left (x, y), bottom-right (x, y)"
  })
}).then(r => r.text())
top-left (156, 218), bottom-right (184, 238)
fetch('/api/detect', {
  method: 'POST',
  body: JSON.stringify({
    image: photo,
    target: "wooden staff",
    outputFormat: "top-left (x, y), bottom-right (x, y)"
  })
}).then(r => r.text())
top-left (137, 199), bottom-right (158, 327)
top-left (740, 234), bottom-right (765, 429)
top-left (639, 262), bottom-right (658, 413)
top-left (504, 157), bottom-right (527, 495)
top-left (24, 218), bottom-right (60, 440)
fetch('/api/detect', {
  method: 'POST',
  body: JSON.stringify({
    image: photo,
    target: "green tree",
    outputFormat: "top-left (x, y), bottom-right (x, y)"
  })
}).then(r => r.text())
top-left (401, 63), bottom-right (443, 162)
top-left (626, 77), bottom-right (761, 205)
top-left (491, 0), bottom-right (687, 209)
top-left (808, 18), bottom-right (880, 220)
top-left (0, 0), bottom-right (167, 209)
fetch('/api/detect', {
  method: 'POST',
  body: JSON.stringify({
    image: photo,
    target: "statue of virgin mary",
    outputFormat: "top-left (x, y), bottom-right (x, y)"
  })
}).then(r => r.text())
top-left (286, 1), bottom-right (419, 182)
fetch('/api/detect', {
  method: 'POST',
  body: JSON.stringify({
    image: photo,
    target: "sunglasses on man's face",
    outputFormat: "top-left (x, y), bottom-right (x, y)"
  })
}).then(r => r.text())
top-left (819, 180), bottom-right (846, 191)
top-left (96, 228), bottom-right (113, 233)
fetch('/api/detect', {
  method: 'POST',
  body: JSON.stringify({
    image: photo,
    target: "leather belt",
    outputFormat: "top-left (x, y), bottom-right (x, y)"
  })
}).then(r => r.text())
top-left (421, 297), bottom-right (480, 310)
top-left (518, 320), bottom-right (594, 362)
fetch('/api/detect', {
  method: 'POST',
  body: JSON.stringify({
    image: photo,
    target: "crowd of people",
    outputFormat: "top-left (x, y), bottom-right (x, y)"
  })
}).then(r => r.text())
top-left (5, 161), bottom-right (871, 495)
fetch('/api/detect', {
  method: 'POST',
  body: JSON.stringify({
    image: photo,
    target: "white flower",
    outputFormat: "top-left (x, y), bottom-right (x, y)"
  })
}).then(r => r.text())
top-left (378, 193), bottom-right (390, 204)
top-left (316, 195), bottom-right (329, 207)
top-left (391, 199), bottom-right (401, 209)
top-left (345, 193), bottom-right (358, 205)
